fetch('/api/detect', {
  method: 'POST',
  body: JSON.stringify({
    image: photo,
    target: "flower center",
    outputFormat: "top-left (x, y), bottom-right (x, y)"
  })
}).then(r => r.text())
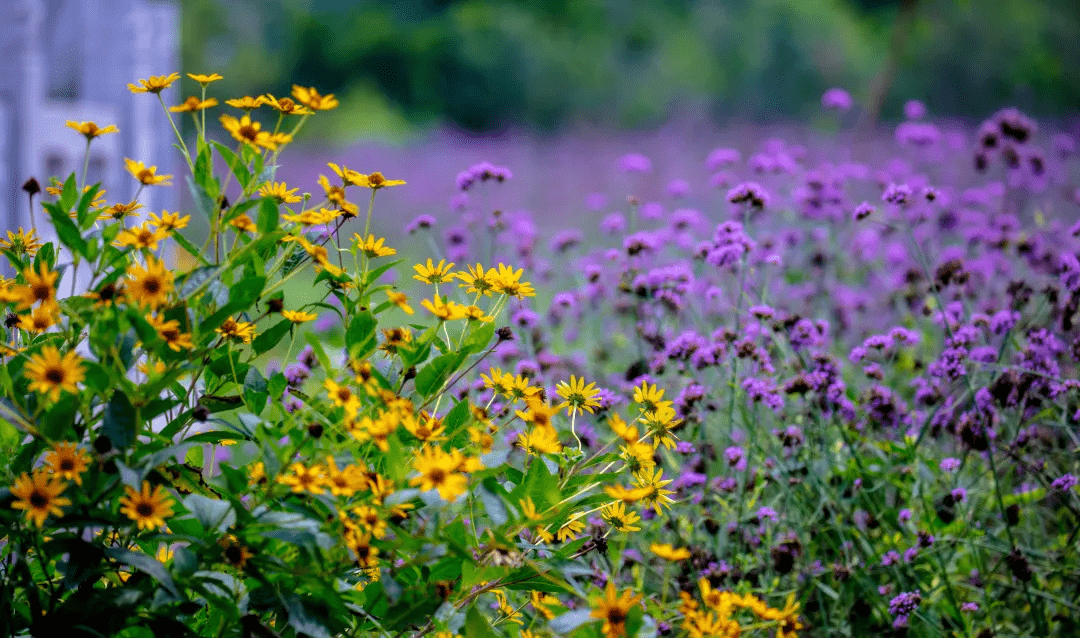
top-left (45, 367), bottom-right (65, 384)
top-left (29, 490), bottom-right (48, 508)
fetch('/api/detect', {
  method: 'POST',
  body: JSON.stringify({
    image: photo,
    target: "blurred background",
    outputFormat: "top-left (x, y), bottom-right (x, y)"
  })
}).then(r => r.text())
top-left (3, 0), bottom-right (1079, 241)
top-left (183, 0), bottom-right (1080, 141)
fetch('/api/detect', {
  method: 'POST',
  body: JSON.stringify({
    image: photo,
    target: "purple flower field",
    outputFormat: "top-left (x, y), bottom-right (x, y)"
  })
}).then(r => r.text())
top-left (272, 95), bottom-right (1080, 634)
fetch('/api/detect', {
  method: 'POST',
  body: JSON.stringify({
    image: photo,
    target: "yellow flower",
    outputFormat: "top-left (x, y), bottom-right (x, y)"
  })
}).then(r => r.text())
top-left (16, 305), bottom-right (58, 333)
top-left (277, 462), bottom-right (327, 494)
top-left (421, 295), bottom-right (468, 321)
top-left (490, 263), bottom-right (535, 298)
top-left (0, 228), bottom-right (42, 257)
top-left (413, 259), bottom-right (457, 284)
top-left (515, 398), bottom-right (560, 430)
top-left (403, 412), bottom-right (447, 443)
top-left (601, 502), bottom-right (641, 533)
top-left (351, 505), bottom-right (389, 539)
top-left (218, 534), bottom-right (254, 569)
top-left (603, 484), bottom-right (653, 504)
top-left (456, 264), bottom-right (496, 296)
top-left (187, 72), bottom-right (224, 85)
top-left (147, 313), bottom-right (194, 351)
top-left (531, 591), bottom-right (561, 620)
top-left (349, 171), bottom-right (406, 189)
top-left (66, 120), bottom-right (118, 140)
top-left (650, 543), bottom-right (691, 561)
top-left (325, 378), bottom-right (362, 417)
top-left (634, 467), bottom-right (676, 515)
top-left (45, 442), bottom-right (90, 485)
top-left (519, 496), bottom-right (544, 521)
top-left (380, 327), bottom-right (413, 355)
top-left (609, 414), bottom-right (639, 444)
top-left (324, 457), bottom-right (367, 497)
top-left (291, 85), bottom-right (339, 111)
top-left (216, 317), bottom-right (256, 344)
top-left (386, 290), bottom-right (414, 315)
top-left (10, 471), bottom-right (70, 527)
top-left (355, 234), bottom-right (396, 258)
top-left (220, 114), bottom-right (284, 150)
top-left (170, 96), bottom-right (219, 112)
top-left (282, 207), bottom-right (339, 226)
top-left (590, 582), bottom-right (642, 638)
top-left (229, 214), bottom-right (257, 233)
top-left (633, 381), bottom-right (673, 413)
top-left (556, 514), bottom-right (585, 542)
top-left (282, 310), bottom-right (317, 323)
top-left (114, 223), bottom-right (169, 251)
top-left (97, 200), bottom-right (143, 221)
top-left (225, 95), bottom-right (268, 110)
top-left (259, 181), bottom-right (302, 204)
top-left (16, 263), bottom-right (58, 311)
top-left (556, 376), bottom-right (602, 415)
top-left (642, 405), bottom-right (681, 450)
top-left (125, 158), bottom-right (173, 186)
top-left (119, 481), bottom-right (175, 530)
top-left (127, 73), bottom-right (181, 94)
top-left (127, 257), bottom-right (174, 308)
top-left (147, 210), bottom-right (190, 232)
top-left (264, 95), bottom-right (313, 115)
top-left (409, 446), bottom-right (468, 501)
top-left (518, 425), bottom-right (562, 456)
top-left (620, 441), bottom-right (656, 474)
top-left (24, 346), bottom-right (85, 402)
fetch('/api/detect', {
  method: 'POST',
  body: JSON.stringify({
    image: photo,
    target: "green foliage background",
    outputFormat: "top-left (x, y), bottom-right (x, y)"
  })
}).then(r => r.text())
top-left (182, 0), bottom-right (1080, 137)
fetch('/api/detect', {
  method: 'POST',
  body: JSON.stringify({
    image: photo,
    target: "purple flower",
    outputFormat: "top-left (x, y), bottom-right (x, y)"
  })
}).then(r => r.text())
top-left (889, 591), bottom-right (922, 617)
top-left (821, 87), bottom-right (853, 111)
top-left (405, 214), bottom-right (436, 234)
top-left (880, 550), bottom-right (901, 567)
top-left (619, 153), bottom-right (652, 174)
top-left (940, 457), bottom-right (961, 472)
top-left (1052, 474), bottom-right (1078, 492)
top-left (706, 147), bottom-right (741, 171)
top-left (882, 183), bottom-right (913, 206)
top-left (904, 99), bottom-right (927, 120)
top-left (727, 182), bottom-right (770, 211)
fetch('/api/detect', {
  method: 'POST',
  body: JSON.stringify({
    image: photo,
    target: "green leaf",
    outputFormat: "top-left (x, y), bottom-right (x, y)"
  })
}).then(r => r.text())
top-left (444, 399), bottom-right (471, 432)
top-left (463, 605), bottom-right (498, 638)
top-left (194, 142), bottom-right (218, 198)
top-left (41, 399), bottom-right (77, 440)
top-left (44, 202), bottom-right (86, 257)
top-left (59, 173), bottom-right (78, 211)
top-left (211, 141), bottom-right (250, 189)
top-left (257, 197), bottom-right (278, 234)
top-left (549, 609), bottom-right (593, 634)
top-left (103, 391), bottom-right (137, 449)
top-left (252, 320), bottom-right (292, 355)
top-left (414, 351), bottom-right (466, 398)
top-left (185, 494), bottom-right (235, 534)
top-left (76, 183), bottom-right (102, 230)
top-left (185, 175), bottom-right (217, 222)
top-left (302, 332), bottom-right (333, 372)
top-left (462, 322), bottom-right (495, 355)
top-left (345, 310), bottom-right (378, 360)
top-left (104, 547), bottom-right (180, 598)
top-left (477, 484), bottom-right (508, 526)
top-left (172, 231), bottom-right (210, 266)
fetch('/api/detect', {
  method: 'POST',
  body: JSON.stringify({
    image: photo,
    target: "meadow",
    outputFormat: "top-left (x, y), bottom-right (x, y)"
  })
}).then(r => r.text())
top-left (0, 74), bottom-right (1078, 638)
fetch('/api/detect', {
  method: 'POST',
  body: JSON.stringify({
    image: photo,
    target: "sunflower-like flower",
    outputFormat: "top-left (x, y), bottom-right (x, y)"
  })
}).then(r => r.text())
top-left (421, 295), bottom-right (468, 321)
top-left (590, 582), bottom-right (643, 638)
top-left (601, 502), bottom-right (642, 532)
top-left (147, 210), bottom-right (190, 232)
top-left (16, 305), bottom-right (58, 333)
top-left (277, 462), bottom-right (327, 494)
top-left (66, 120), bottom-right (119, 140)
top-left (124, 158), bottom-right (173, 186)
top-left (229, 214), bottom-right (257, 233)
top-left (220, 114), bottom-right (290, 151)
top-left (556, 375), bottom-right (602, 415)
top-left (10, 471), bottom-right (71, 527)
top-left (556, 513), bottom-right (585, 542)
top-left (517, 425), bottom-right (562, 456)
top-left (282, 207), bottom-right (340, 226)
top-left (650, 543), bottom-right (692, 561)
top-left (282, 310), bottom-right (317, 323)
top-left (291, 85), bottom-right (339, 111)
top-left (127, 73), bottom-right (181, 94)
top-left (386, 290), bottom-right (414, 315)
top-left (45, 442), bottom-right (90, 486)
top-left (127, 257), bottom-right (173, 308)
top-left (147, 313), bottom-right (194, 351)
top-left (215, 317), bottom-right (256, 343)
top-left (633, 381), bottom-right (673, 413)
top-left (258, 181), bottom-right (302, 204)
top-left (24, 346), bottom-right (85, 402)
top-left (413, 259), bottom-right (456, 284)
top-left (409, 446), bottom-right (468, 501)
top-left (15, 263), bottom-right (58, 311)
top-left (263, 95), bottom-right (313, 116)
top-left (170, 96), bottom-right (219, 112)
top-left (187, 73), bottom-right (223, 86)
top-left (114, 222), bottom-right (169, 251)
top-left (456, 264), bottom-right (496, 296)
top-left (0, 228), bottom-right (42, 257)
top-left (634, 467), bottom-right (676, 514)
top-left (355, 234), bottom-right (396, 258)
top-left (119, 481), bottom-right (175, 530)
top-left (225, 95), bottom-right (267, 111)
top-left (490, 263), bottom-right (535, 298)
top-left (97, 200), bottom-right (143, 222)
